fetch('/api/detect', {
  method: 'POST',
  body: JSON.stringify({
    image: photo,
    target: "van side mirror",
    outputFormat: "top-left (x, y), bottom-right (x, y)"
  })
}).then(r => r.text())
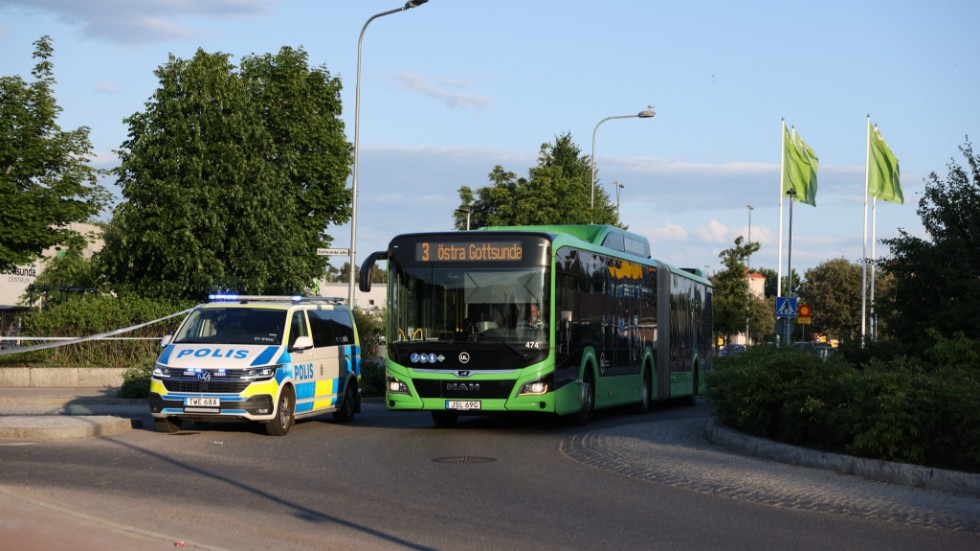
top-left (161, 335), bottom-right (172, 346)
top-left (291, 336), bottom-right (314, 351)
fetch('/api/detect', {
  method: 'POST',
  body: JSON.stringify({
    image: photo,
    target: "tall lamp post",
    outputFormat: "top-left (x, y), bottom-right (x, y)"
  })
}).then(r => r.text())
top-left (746, 204), bottom-right (753, 344)
top-left (590, 105), bottom-right (655, 213)
top-left (614, 181), bottom-right (624, 218)
top-left (455, 208), bottom-right (472, 230)
top-left (348, 0), bottom-right (428, 307)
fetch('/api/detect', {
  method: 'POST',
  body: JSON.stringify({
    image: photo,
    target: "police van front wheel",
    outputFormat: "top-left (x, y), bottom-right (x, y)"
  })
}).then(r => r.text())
top-left (265, 387), bottom-right (295, 436)
top-left (154, 417), bottom-right (181, 433)
top-left (332, 382), bottom-right (358, 423)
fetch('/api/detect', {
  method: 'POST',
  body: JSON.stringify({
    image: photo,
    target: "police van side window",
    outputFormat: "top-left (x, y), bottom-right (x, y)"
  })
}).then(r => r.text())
top-left (288, 311), bottom-right (309, 348)
top-left (308, 309), bottom-right (337, 348)
top-left (325, 310), bottom-right (354, 345)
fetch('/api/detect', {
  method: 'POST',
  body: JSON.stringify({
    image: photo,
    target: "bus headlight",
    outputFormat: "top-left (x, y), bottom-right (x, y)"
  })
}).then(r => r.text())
top-left (387, 375), bottom-right (409, 395)
top-left (519, 379), bottom-right (549, 396)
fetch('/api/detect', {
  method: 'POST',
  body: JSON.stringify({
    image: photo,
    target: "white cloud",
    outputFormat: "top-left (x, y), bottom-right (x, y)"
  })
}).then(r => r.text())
top-left (1, 0), bottom-right (274, 44)
top-left (395, 72), bottom-right (491, 112)
top-left (641, 223), bottom-right (688, 243)
top-left (693, 219), bottom-right (731, 244)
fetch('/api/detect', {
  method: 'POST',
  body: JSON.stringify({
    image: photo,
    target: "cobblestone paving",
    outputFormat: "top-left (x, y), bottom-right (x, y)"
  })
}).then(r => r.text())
top-left (562, 419), bottom-right (980, 533)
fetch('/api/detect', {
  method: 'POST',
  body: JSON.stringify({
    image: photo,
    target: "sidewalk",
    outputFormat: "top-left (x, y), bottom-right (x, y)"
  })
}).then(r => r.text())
top-left (0, 387), bottom-right (223, 549)
top-left (0, 486), bottom-right (218, 550)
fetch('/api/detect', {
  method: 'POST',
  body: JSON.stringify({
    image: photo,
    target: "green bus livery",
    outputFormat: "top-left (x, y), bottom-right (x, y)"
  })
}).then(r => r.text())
top-left (359, 225), bottom-right (712, 427)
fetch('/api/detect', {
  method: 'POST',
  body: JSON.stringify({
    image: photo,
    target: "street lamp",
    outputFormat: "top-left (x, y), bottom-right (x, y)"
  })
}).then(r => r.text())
top-left (349, 0), bottom-right (428, 307)
top-left (746, 204), bottom-right (753, 345)
top-left (614, 181), bottom-right (624, 217)
top-left (455, 208), bottom-right (472, 230)
top-left (590, 105), bottom-right (655, 212)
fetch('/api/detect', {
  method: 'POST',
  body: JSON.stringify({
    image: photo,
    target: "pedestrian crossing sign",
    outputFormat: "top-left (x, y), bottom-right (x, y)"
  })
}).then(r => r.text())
top-left (775, 297), bottom-right (797, 319)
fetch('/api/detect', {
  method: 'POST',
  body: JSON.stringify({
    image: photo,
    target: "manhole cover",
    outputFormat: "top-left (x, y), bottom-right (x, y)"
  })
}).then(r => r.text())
top-left (431, 456), bottom-right (496, 464)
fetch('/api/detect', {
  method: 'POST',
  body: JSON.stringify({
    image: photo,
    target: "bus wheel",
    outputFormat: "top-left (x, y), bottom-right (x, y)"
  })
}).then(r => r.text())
top-left (686, 370), bottom-right (699, 406)
top-left (265, 387), bottom-right (295, 436)
top-left (154, 417), bottom-right (181, 433)
top-left (631, 368), bottom-right (651, 414)
top-left (432, 411), bottom-right (459, 428)
top-left (333, 382), bottom-right (358, 423)
top-left (569, 370), bottom-right (595, 426)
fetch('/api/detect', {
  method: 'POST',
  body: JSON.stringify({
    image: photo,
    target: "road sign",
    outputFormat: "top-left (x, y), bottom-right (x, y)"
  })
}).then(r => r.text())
top-left (775, 296), bottom-right (797, 319)
top-left (317, 248), bottom-right (350, 256)
top-left (798, 303), bottom-right (811, 318)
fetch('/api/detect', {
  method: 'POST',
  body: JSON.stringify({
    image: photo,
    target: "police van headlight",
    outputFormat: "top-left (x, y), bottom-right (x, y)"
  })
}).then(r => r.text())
top-left (152, 365), bottom-right (171, 378)
top-left (240, 366), bottom-right (278, 381)
top-left (518, 378), bottom-right (549, 396)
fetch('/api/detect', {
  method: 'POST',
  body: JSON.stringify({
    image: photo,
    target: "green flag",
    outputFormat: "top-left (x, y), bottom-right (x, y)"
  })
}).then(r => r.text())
top-left (868, 124), bottom-right (903, 204)
top-left (782, 124), bottom-right (818, 206)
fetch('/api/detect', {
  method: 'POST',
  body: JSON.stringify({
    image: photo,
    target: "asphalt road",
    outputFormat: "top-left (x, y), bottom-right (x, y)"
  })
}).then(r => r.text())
top-left (1, 399), bottom-right (977, 550)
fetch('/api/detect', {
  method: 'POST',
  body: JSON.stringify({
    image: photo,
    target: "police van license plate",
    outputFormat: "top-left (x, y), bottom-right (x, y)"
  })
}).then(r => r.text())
top-left (446, 400), bottom-right (481, 411)
top-left (186, 397), bottom-right (220, 407)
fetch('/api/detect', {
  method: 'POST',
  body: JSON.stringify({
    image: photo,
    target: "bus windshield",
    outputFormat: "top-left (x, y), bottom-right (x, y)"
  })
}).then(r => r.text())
top-left (390, 265), bottom-right (549, 347)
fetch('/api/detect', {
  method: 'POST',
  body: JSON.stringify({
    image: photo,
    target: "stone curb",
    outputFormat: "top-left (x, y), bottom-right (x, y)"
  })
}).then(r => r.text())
top-left (704, 417), bottom-right (980, 498)
top-left (0, 367), bottom-right (126, 388)
top-left (0, 415), bottom-right (134, 440)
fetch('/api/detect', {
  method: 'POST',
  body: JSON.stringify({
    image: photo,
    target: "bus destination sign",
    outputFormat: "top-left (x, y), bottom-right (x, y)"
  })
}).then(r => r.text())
top-left (416, 241), bottom-right (523, 262)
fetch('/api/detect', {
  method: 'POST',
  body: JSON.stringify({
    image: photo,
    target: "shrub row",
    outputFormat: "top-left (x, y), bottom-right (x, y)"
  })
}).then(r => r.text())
top-left (1, 294), bottom-right (193, 369)
top-left (705, 345), bottom-right (980, 473)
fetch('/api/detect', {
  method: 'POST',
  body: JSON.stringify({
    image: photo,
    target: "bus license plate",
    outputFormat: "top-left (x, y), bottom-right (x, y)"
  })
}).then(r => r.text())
top-left (186, 397), bottom-right (220, 407)
top-left (446, 400), bottom-right (481, 411)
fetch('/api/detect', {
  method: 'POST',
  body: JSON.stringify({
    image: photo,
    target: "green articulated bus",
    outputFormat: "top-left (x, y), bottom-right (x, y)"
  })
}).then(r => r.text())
top-left (359, 225), bottom-right (712, 427)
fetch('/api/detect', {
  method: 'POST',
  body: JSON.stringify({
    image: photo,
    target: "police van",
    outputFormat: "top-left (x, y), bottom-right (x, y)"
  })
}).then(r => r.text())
top-left (149, 295), bottom-right (361, 435)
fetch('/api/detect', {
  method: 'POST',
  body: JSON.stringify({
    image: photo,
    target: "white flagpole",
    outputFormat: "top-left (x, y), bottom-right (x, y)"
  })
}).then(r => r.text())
top-left (777, 119), bottom-right (785, 300)
top-left (861, 116), bottom-right (871, 346)
top-left (871, 193), bottom-right (878, 341)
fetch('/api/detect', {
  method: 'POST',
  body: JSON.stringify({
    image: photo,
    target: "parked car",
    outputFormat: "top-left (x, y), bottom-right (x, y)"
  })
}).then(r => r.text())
top-left (718, 344), bottom-right (746, 356)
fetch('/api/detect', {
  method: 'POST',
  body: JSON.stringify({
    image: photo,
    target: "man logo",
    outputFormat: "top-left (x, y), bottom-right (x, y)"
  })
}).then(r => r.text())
top-left (458, 352), bottom-right (470, 365)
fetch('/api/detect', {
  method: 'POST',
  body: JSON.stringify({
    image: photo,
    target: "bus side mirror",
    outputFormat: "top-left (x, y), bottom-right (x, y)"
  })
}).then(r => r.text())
top-left (359, 250), bottom-right (387, 292)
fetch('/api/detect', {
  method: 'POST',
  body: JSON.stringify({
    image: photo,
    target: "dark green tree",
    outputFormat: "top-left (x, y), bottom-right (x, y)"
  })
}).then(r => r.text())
top-left (756, 266), bottom-right (800, 298)
top-left (0, 36), bottom-right (108, 273)
top-left (99, 47), bottom-right (352, 299)
top-left (711, 236), bottom-right (761, 342)
top-left (455, 133), bottom-right (621, 229)
top-left (880, 138), bottom-right (980, 349)
top-left (797, 258), bottom-right (866, 342)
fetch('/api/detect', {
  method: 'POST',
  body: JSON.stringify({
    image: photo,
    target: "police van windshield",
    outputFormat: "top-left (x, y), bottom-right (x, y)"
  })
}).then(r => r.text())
top-left (173, 308), bottom-right (286, 346)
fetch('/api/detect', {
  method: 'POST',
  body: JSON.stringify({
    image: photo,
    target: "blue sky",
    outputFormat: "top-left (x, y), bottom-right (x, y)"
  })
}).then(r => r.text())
top-left (2, 0), bottom-right (977, 277)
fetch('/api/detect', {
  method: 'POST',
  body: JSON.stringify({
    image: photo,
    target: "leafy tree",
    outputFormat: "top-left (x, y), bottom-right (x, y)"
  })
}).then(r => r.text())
top-left (99, 47), bottom-right (352, 299)
top-left (711, 236), bottom-right (761, 342)
top-left (880, 138), bottom-right (980, 349)
top-left (0, 36), bottom-right (108, 273)
top-left (455, 133), bottom-right (621, 228)
top-left (797, 258), bottom-right (866, 342)
top-left (755, 267), bottom-right (801, 299)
